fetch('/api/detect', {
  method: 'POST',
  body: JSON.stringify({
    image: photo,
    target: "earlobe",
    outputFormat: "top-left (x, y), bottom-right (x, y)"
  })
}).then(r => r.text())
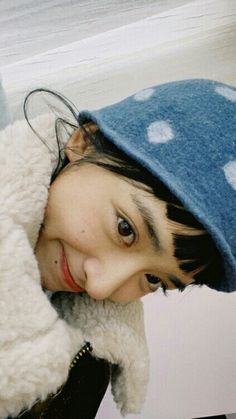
top-left (65, 122), bottom-right (97, 162)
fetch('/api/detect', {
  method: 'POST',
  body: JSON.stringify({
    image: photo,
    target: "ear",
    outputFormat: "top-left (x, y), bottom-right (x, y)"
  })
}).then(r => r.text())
top-left (65, 122), bottom-right (98, 162)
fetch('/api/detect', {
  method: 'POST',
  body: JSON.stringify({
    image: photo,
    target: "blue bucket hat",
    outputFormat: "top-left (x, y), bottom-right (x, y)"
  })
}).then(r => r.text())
top-left (78, 79), bottom-right (236, 292)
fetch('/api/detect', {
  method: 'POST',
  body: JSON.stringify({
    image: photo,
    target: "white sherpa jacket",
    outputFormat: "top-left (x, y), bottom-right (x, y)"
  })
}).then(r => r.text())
top-left (0, 115), bottom-right (149, 419)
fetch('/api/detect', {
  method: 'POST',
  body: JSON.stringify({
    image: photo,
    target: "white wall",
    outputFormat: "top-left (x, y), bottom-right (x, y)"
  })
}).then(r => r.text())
top-left (98, 287), bottom-right (236, 419)
top-left (1, 1), bottom-right (236, 418)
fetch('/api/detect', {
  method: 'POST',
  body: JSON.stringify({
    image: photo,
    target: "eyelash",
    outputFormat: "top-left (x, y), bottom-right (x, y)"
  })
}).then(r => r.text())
top-left (146, 274), bottom-right (167, 295)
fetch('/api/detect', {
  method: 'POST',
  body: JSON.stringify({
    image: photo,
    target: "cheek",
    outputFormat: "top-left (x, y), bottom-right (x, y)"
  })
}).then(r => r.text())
top-left (45, 194), bottom-right (104, 252)
top-left (110, 278), bottom-right (147, 302)
top-left (45, 171), bottom-right (111, 251)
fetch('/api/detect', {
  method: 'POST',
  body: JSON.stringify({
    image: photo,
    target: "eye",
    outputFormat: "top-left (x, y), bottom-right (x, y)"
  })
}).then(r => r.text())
top-left (117, 216), bottom-right (135, 246)
top-left (146, 274), bottom-right (167, 294)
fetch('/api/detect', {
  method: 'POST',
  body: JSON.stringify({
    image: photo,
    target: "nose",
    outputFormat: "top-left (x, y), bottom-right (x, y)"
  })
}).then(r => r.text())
top-left (83, 255), bottom-right (140, 300)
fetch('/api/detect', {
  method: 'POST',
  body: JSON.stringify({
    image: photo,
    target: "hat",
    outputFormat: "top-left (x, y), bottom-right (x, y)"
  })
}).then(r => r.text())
top-left (78, 79), bottom-right (236, 292)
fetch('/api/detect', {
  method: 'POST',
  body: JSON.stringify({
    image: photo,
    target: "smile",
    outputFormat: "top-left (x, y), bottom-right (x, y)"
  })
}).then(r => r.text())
top-left (61, 248), bottom-right (84, 292)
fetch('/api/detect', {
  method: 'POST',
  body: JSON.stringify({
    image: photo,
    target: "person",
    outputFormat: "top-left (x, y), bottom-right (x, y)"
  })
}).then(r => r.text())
top-left (0, 78), bottom-right (235, 418)
top-left (0, 88), bottom-right (149, 419)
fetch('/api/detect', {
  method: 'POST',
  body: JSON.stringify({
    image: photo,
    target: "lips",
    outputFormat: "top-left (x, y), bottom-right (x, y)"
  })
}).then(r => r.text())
top-left (61, 249), bottom-right (84, 292)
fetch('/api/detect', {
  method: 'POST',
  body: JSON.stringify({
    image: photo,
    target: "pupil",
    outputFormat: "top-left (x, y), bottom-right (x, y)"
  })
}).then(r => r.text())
top-left (146, 274), bottom-right (160, 284)
top-left (118, 220), bottom-right (132, 236)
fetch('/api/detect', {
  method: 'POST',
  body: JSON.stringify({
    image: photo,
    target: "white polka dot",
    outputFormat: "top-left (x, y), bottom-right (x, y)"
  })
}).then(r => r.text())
top-left (223, 161), bottom-right (236, 191)
top-left (147, 121), bottom-right (174, 144)
top-left (134, 88), bottom-right (155, 102)
top-left (215, 86), bottom-right (236, 102)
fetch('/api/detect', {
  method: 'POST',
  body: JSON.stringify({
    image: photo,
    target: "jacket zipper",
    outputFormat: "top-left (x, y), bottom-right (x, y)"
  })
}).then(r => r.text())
top-left (69, 341), bottom-right (93, 370)
top-left (37, 342), bottom-right (93, 418)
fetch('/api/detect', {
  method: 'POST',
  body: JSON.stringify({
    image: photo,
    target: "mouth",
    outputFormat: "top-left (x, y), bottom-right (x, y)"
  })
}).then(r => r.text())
top-left (61, 248), bottom-right (84, 293)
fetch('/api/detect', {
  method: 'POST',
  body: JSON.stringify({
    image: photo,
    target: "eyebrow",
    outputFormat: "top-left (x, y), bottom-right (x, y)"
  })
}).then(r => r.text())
top-left (168, 274), bottom-right (187, 292)
top-left (131, 194), bottom-right (161, 252)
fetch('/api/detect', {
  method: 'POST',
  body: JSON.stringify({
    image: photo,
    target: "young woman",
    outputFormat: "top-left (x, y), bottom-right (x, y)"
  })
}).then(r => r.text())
top-left (0, 78), bottom-right (235, 418)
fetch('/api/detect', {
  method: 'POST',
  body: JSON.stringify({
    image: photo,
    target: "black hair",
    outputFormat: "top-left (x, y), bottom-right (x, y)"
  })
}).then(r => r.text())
top-left (24, 89), bottom-right (224, 293)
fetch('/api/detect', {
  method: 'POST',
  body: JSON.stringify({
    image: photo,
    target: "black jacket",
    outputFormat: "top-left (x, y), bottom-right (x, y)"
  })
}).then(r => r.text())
top-left (13, 347), bottom-right (111, 419)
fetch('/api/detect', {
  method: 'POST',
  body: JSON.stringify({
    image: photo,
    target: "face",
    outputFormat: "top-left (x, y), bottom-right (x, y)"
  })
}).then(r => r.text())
top-left (35, 126), bottom-right (194, 302)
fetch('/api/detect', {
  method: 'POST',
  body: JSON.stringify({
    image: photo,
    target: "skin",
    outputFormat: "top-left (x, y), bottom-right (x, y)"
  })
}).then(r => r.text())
top-left (35, 125), bottom-right (194, 302)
